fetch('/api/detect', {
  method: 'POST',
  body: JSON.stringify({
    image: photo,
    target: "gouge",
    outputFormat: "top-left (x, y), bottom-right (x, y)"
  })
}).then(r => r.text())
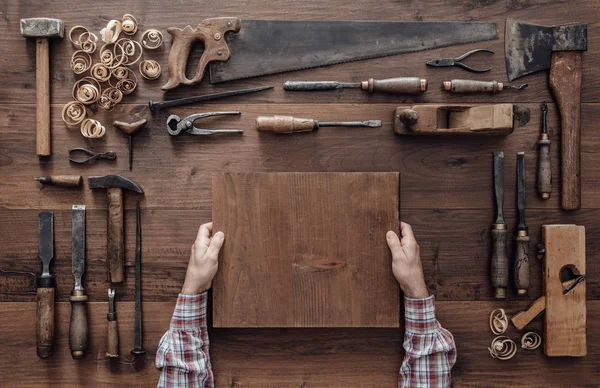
top-left (514, 152), bottom-right (530, 295)
top-left (256, 116), bottom-right (381, 134)
top-left (442, 80), bottom-right (527, 93)
top-left (69, 205), bottom-right (88, 359)
top-left (105, 288), bottom-right (119, 358)
top-left (35, 175), bottom-right (83, 188)
top-left (36, 212), bottom-right (55, 358)
top-left (491, 152), bottom-right (508, 299)
top-left (537, 102), bottom-right (552, 200)
top-left (284, 77), bottom-right (427, 94)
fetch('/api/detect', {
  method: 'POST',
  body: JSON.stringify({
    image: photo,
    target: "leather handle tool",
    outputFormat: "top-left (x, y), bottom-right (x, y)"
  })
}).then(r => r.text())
top-left (442, 80), bottom-right (527, 93)
top-left (35, 175), bottom-right (83, 188)
top-left (537, 102), bottom-right (552, 200)
top-left (514, 152), bottom-right (530, 295)
top-left (68, 148), bottom-right (117, 164)
top-left (491, 152), bottom-right (508, 299)
top-left (256, 116), bottom-right (381, 134)
top-left (284, 77), bottom-right (427, 94)
top-left (36, 212), bottom-right (55, 358)
top-left (167, 112), bottom-right (243, 136)
top-left (69, 205), bottom-right (88, 359)
top-left (105, 288), bottom-right (119, 358)
top-left (113, 119), bottom-right (147, 171)
top-left (131, 201), bottom-right (145, 357)
top-left (426, 49), bottom-right (494, 72)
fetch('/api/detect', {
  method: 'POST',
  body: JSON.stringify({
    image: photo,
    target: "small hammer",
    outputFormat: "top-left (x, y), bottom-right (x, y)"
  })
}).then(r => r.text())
top-left (20, 17), bottom-right (64, 157)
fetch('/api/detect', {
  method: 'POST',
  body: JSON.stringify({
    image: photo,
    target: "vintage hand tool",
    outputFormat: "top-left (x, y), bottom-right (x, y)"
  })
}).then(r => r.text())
top-left (131, 201), bottom-right (145, 357)
top-left (162, 18), bottom-right (497, 89)
top-left (70, 205), bottom-right (88, 359)
top-left (538, 102), bottom-right (552, 200)
top-left (105, 288), bottom-right (119, 358)
top-left (256, 116), bottom-right (381, 134)
top-left (68, 148), bottom-right (117, 164)
top-left (514, 152), bottom-right (530, 295)
top-left (442, 80), bottom-right (527, 93)
top-left (167, 112), bottom-right (243, 136)
top-left (426, 49), bottom-right (494, 72)
top-left (36, 212), bottom-right (55, 358)
top-left (505, 18), bottom-right (587, 211)
top-left (491, 152), bottom-right (508, 299)
top-left (149, 85), bottom-right (273, 112)
top-left (35, 175), bottom-right (83, 188)
top-left (89, 175), bottom-right (144, 283)
top-left (20, 18), bottom-right (64, 156)
top-left (113, 119), bottom-right (147, 171)
top-left (283, 77), bottom-right (427, 94)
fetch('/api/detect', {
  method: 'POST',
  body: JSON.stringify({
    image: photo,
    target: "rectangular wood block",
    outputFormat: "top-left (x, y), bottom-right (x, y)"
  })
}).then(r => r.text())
top-left (212, 172), bottom-right (400, 328)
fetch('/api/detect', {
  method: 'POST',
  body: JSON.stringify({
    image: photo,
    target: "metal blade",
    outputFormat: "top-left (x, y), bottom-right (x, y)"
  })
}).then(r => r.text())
top-left (493, 152), bottom-right (505, 225)
top-left (38, 212), bottom-right (54, 278)
top-left (517, 152), bottom-right (527, 231)
top-left (132, 201), bottom-right (145, 355)
top-left (210, 20), bottom-right (498, 83)
top-left (72, 205), bottom-right (86, 291)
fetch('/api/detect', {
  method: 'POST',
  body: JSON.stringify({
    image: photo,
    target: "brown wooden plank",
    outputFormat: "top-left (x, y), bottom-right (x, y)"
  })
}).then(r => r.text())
top-left (212, 172), bottom-right (400, 327)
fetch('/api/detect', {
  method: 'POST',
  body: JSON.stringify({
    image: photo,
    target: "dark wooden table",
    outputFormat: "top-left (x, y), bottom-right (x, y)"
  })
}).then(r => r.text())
top-left (1, 1), bottom-right (598, 386)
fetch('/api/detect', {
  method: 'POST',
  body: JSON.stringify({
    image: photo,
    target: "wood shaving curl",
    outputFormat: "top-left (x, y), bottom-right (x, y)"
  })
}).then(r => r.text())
top-left (100, 20), bottom-right (122, 43)
top-left (121, 14), bottom-right (138, 35)
top-left (116, 73), bottom-right (137, 95)
top-left (141, 29), bottom-right (163, 49)
top-left (488, 336), bottom-right (517, 360)
top-left (61, 101), bottom-right (87, 126)
top-left (69, 26), bottom-right (98, 53)
top-left (98, 87), bottom-right (123, 111)
top-left (489, 308), bottom-right (508, 335)
top-left (116, 38), bottom-right (143, 65)
top-left (111, 66), bottom-right (130, 81)
top-left (139, 59), bottom-right (161, 80)
top-left (90, 63), bottom-right (111, 82)
top-left (521, 332), bottom-right (541, 350)
top-left (99, 43), bottom-right (125, 69)
top-left (73, 77), bottom-right (101, 105)
top-left (70, 50), bottom-right (92, 74)
top-left (80, 119), bottom-right (106, 138)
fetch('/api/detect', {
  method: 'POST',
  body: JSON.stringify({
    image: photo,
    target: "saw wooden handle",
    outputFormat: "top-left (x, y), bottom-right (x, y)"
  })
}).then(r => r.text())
top-left (36, 284), bottom-right (54, 358)
top-left (107, 187), bottom-right (124, 283)
top-left (491, 227), bottom-right (509, 299)
top-left (549, 51), bottom-right (583, 211)
top-left (162, 18), bottom-right (241, 90)
top-left (36, 38), bottom-right (51, 156)
top-left (514, 233), bottom-right (530, 295)
top-left (537, 134), bottom-right (552, 199)
top-left (69, 291), bottom-right (88, 359)
top-left (256, 116), bottom-right (316, 133)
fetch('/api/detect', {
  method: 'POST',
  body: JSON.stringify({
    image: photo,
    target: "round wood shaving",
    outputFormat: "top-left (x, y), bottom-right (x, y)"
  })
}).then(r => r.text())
top-left (78, 32), bottom-right (98, 53)
top-left (116, 38), bottom-right (143, 65)
top-left (90, 63), bottom-right (111, 82)
top-left (111, 66), bottom-right (130, 81)
top-left (521, 332), bottom-right (541, 350)
top-left (72, 77), bottom-right (101, 105)
top-left (61, 101), bottom-right (87, 126)
top-left (99, 43), bottom-right (125, 69)
top-left (98, 87), bottom-right (123, 111)
top-left (139, 59), bottom-right (161, 80)
top-left (80, 119), bottom-right (106, 138)
top-left (70, 50), bottom-right (92, 74)
top-left (488, 336), bottom-right (517, 360)
top-left (141, 29), bottom-right (163, 49)
top-left (100, 19), bottom-right (122, 43)
top-left (121, 14), bottom-right (138, 35)
top-left (489, 308), bottom-right (508, 335)
top-left (68, 25), bottom-right (89, 46)
top-left (116, 72), bottom-right (137, 95)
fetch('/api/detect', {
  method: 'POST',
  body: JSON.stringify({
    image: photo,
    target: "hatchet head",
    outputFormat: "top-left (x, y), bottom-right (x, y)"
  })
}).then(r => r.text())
top-left (505, 18), bottom-right (587, 81)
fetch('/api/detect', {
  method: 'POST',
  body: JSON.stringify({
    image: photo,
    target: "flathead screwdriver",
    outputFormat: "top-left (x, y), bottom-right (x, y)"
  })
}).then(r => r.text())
top-left (284, 77), bottom-right (427, 94)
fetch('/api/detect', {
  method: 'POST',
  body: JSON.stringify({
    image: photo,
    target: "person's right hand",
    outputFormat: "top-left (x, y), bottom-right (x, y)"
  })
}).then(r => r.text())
top-left (386, 222), bottom-right (429, 299)
top-left (181, 222), bottom-right (225, 295)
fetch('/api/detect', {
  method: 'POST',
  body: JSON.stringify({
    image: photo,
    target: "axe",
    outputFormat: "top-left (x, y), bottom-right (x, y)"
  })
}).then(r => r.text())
top-left (505, 19), bottom-right (587, 211)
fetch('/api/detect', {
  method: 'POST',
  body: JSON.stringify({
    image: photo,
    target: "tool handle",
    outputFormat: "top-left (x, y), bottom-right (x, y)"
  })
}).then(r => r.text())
top-left (36, 38), bottom-right (51, 156)
top-left (514, 233), bottom-right (530, 295)
top-left (106, 318), bottom-right (119, 358)
top-left (37, 175), bottom-right (83, 187)
top-left (256, 116), bottom-right (316, 134)
top-left (442, 79), bottom-right (501, 94)
top-left (363, 77), bottom-right (427, 94)
top-left (283, 81), bottom-right (350, 91)
top-left (490, 227), bottom-right (509, 299)
top-left (36, 282), bottom-right (54, 358)
top-left (549, 51), bottom-right (583, 211)
top-left (107, 187), bottom-right (124, 283)
top-left (537, 135), bottom-right (552, 200)
top-left (69, 292), bottom-right (88, 359)
top-left (511, 295), bottom-right (546, 330)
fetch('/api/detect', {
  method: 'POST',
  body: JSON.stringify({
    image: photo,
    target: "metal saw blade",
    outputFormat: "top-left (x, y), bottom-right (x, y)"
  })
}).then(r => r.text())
top-left (209, 20), bottom-right (498, 83)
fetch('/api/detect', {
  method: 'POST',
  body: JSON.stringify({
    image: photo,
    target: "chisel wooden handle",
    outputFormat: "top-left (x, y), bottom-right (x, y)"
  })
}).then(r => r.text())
top-left (361, 77), bottom-right (426, 94)
top-left (107, 187), bottom-right (124, 283)
top-left (256, 116), bottom-right (316, 133)
top-left (36, 280), bottom-right (54, 358)
top-left (443, 80), bottom-right (503, 93)
top-left (69, 290), bottom-right (88, 359)
top-left (36, 175), bottom-right (83, 187)
top-left (491, 226), bottom-right (509, 299)
top-left (36, 38), bottom-right (51, 156)
top-left (537, 134), bottom-right (552, 199)
top-left (106, 315), bottom-right (119, 358)
top-left (514, 233), bottom-right (530, 295)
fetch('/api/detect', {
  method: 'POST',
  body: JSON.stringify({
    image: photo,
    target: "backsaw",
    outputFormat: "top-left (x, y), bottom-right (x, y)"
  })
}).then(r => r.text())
top-left (162, 18), bottom-right (498, 89)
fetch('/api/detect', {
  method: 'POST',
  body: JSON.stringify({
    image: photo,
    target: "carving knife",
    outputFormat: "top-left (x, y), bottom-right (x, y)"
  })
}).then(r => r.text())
top-left (514, 152), bottom-right (530, 295)
top-left (131, 201), bottom-right (145, 357)
top-left (36, 212), bottom-right (55, 358)
top-left (69, 205), bottom-right (88, 359)
top-left (491, 152), bottom-right (509, 299)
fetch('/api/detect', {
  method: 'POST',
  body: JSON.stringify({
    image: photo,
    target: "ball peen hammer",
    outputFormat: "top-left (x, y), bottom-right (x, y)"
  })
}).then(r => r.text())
top-left (20, 18), bottom-right (64, 157)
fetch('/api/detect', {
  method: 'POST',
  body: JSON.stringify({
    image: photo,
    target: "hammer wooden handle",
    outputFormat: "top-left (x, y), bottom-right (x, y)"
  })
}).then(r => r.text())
top-left (36, 39), bottom-right (51, 156)
top-left (36, 285), bottom-right (54, 358)
top-left (537, 135), bottom-right (552, 199)
top-left (107, 187), bottom-right (124, 283)
top-left (69, 291), bottom-right (88, 359)
top-left (514, 233), bottom-right (530, 295)
top-left (256, 116), bottom-right (316, 133)
top-left (491, 227), bottom-right (509, 299)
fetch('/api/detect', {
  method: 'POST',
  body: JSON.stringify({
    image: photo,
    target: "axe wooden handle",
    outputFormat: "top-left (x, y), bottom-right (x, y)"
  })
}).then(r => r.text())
top-left (549, 51), bottom-right (583, 211)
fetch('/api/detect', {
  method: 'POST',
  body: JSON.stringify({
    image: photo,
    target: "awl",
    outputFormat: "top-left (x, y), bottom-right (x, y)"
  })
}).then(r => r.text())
top-left (491, 152), bottom-right (508, 299)
top-left (256, 116), bottom-right (381, 134)
top-left (36, 212), bottom-right (55, 358)
top-left (131, 201), bottom-right (145, 357)
top-left (514, 152), bottom-right (530, 295)
top-left (283, 77), bottom-right (427, 94)
top-left (537, 102), bottom-right (552, 199)
top-left (69, 205), bottom-right (88, 359)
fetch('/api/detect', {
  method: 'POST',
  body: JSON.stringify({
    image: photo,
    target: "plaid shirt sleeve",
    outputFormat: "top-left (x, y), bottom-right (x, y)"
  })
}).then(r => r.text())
top-left (399, 295), bottom-right (457, 388)
top-left (156, 292), bottom-right (214, 388)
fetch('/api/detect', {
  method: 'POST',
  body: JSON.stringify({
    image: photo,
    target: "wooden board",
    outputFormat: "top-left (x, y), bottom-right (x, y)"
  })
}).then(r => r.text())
top-left (212, 172), bottom-right (400, 327)
top-left (543, 224), bottom-right (587, 356)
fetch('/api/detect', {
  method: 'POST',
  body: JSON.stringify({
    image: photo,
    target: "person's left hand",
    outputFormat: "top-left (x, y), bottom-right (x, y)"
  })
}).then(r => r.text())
top-left (181, 222), bottom-right (225, 295)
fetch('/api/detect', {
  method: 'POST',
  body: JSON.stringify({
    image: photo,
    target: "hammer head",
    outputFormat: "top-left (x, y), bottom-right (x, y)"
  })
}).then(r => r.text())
top-left (20, 18), bottom-right (64, 39)
top-left (88, 175), bottom-right (144, 194)
top-left (505, 18), bottom-right (587, 81)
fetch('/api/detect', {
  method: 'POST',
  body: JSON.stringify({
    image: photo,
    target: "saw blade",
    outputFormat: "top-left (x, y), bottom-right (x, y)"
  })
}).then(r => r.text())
top-left (210, 20), bottom-right (498, 83)
top-left (72, 205), bottom-right (86, 291)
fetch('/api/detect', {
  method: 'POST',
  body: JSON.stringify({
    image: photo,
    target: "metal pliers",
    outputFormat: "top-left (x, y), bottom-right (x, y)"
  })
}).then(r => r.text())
top-left (426, 49), bottom-right (494, 73)
top-left (167, 111), bottom-right (243, 136)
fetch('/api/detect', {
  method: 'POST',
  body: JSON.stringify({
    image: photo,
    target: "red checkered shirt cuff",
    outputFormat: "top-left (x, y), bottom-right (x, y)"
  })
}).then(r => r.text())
top-left (170, 292), bottom-right (208, 331)
top-left (404, 294), bottom-right (440, 335)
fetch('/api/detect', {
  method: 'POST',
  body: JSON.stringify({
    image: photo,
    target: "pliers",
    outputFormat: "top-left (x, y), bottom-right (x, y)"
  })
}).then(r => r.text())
top-left (167, 111), bottom-right (244, 136)
top-left (426, 49), bottom-right (494, 73)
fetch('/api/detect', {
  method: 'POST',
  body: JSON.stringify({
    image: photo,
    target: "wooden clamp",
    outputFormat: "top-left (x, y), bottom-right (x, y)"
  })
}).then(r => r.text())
top-left (393, 104), bottom-right (523, 136)
top-left (511, 224), bottom-right (586, 357)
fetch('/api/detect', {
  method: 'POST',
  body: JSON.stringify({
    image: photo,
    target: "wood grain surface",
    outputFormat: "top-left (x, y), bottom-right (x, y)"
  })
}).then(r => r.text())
top-left (1, 0), bottom-right (600, 386)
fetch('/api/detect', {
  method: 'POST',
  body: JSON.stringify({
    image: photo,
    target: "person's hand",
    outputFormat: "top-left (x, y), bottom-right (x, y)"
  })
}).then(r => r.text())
top-left (181, 222), bottom-right (225, 295)
top-left (386, 222), bottom-right (429, 299)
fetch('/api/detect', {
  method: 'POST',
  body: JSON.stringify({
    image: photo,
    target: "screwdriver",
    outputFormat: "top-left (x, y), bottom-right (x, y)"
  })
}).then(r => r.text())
top-left (284, 77), bottom-right (427, 94)
top-left (537, 102), bottom-right (552, 199)
top-left (105, 288), bottom-right (119, 358)
top-left (491, 152), bottom-right (509, 299)
top-left (442, 79), bottom-right (528, 93)
top-left (256, 116), bottom-right (381, 134)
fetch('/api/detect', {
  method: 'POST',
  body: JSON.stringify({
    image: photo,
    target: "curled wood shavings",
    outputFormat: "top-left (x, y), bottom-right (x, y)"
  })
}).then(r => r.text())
top-left (139, 59), bottom-right (161, 80)
top-left (116, 38), bottom-right (143, 65)
top-left (78, 32), bottom-right (98, 53)
top-left (121, 14), bottom-right (138, 35)
top-left (98, 87), bottom-right (123, 111)
top-left (80, 119), bottom-right (106, 138)
top-left (90, 63), bottom-right (111, 82)
top-left (61, 101), bottom-right (87, 126)
top-left (521, 332), bottom-right (541, 350)
top-left (489, 308), bottom-right (508, 335)
top-left (99, 43), bottom-right (125, 69)
top-left (141, 29), bottom-right (163, 49)
top-left (70, 50), bottom-right (92, 74)
top-left (72, 77), bottom-right (101, 105)
top-left (100, 19), bottom-right (122, 43)
top-left (69, 25), bottom-right (90, 45)
top-left (488, 336), bottom-right (517, 360)
top-left (116, 72), bottom-right (137, 95)
top-left (111, 66), bottom-right (130, 81)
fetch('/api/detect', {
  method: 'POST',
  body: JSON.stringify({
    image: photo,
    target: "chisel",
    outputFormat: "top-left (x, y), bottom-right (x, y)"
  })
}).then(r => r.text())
top-left (105, 288), bottom-right (119, 358)
top-left (537, 102), bottom-right (552, 199)
top-left (36, 212), bottom-right (55, 358)
top-left (131, 201), bottom-right (145, 357)
top-left (69, 205), bottom-right (88, 359)
top-left (283, 77), bottom-right (427, 94)
top-left (491, 152), bottom-right (509, 299)
top-left (514, 152), bottom-right (530, 295)
top-left (442, 79), bottom-right (527, 93)
top-left (256, 116), bottom-right (381, 134)
top-left (35, 175), bottom-right (83, 188)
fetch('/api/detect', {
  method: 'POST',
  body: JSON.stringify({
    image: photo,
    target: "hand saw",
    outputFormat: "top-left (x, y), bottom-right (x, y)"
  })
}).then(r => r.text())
top-left (162, 17), bottom-right (498, 90)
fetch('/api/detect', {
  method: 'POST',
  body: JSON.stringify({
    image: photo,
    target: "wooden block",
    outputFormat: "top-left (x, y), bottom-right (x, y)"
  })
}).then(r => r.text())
top-left (212, 172), bottom-right (400, 328)
top-left (543, 224), bottom-right (586, 356)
